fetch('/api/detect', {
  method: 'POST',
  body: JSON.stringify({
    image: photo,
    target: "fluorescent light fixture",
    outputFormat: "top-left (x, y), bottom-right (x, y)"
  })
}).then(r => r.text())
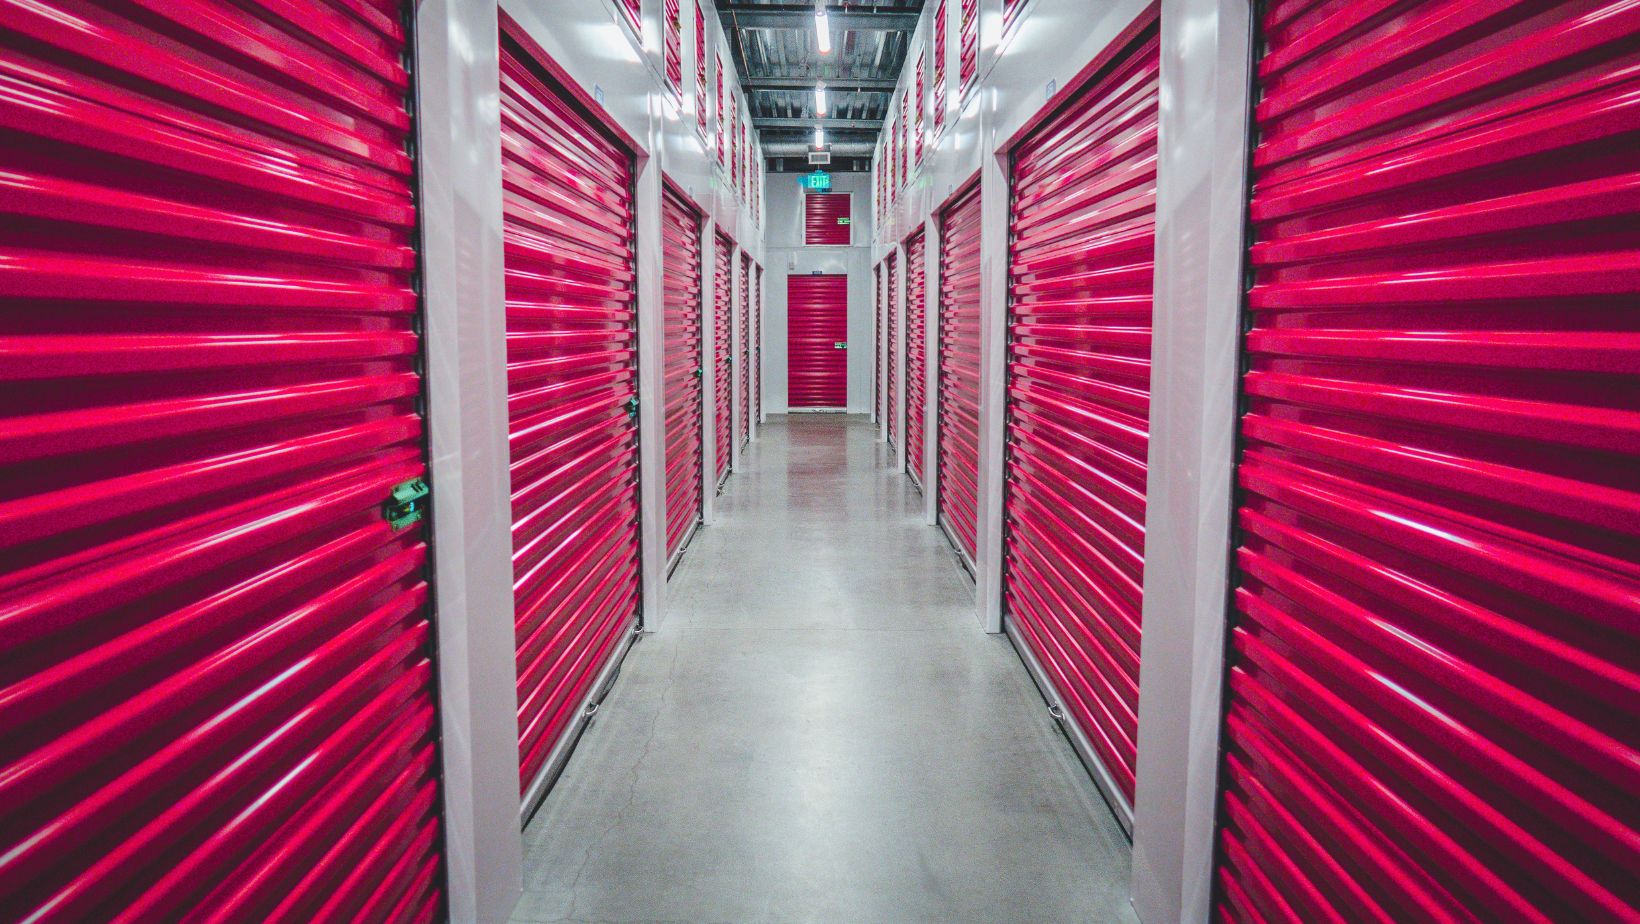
top-left (814, 125), bottom-right (825, 148)
top-left (815, 2), bottom-right (832, 54)
top-left (815, 82), bottom-right (828, 116)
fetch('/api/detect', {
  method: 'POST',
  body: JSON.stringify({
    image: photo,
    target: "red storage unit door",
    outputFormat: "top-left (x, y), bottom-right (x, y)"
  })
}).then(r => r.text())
top-left (887, 253), bottom-right (899, 449)
top-left (739, 253), bottom-right (751, 448)
top-left (1004, 11), bottom-right (1158, 812)
top-left (905, 227), bottom-right (928, 489)
top-left (501, 24), bottom-right (641, 798)
top-left (0, 1), bottom-right (443, 919)
top-left (661, 184), bottom-right (704, 561)
top-left (713, 231), bottom-right (733, 485)
top-left (805, 192), bottom-right (853, 245)
top-left (938, 182), bottom-right (983, 563)
top-left (959, 0), bottom-right (978, 95)
top-left (1215, 6), bottom-right (1640, 923)
top-left (753, 264), bottom-right (763, 425)
top-left (874, 265), bottom-right (884, 421)
top-left (663, 0), bottom-right (682, 98)
top-left (786, 274), bottom-right (850, 409)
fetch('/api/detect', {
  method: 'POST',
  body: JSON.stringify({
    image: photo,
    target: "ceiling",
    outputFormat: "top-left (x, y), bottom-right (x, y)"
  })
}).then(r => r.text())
top-left (717, 1), bottom-right (924, 171)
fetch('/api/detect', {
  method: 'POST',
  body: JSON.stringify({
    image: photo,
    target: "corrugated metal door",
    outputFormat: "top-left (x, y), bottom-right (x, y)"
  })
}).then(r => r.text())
top-left (738, 253), bottom-right (751, 448)
top-left (959, 0), bottom-right (978, 97)
top-left (1003, 12), bottom-right (1159, 816)
top-left (713, 230), bottom-right (733, 486)
top-left (938, 182), bottom-right (983, 563)
top-left (1215, 5), bottom-right (1640, 923)
top-left (805, 192), bottom-right (852, 246)
top-left (0, 1), bottom-right (443, 919)
top-left (887, 253), bottom-right (900, 450)
top-left (905, 227), bottom-right (928, 489)
top-left (501, 26), bottom-right (642, 802)
top-left (661, 184), bottom-right (703, 563)
top-left (874, 264), bottom-right (884, 421)
top-left (786, 274), bottom-right (850, 409)
top-left (753, 264), bottom-right (763, 426)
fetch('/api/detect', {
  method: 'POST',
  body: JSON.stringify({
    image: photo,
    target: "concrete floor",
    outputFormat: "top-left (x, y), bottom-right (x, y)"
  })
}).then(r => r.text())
top-left (512, 414), bottom-right (1135, 924)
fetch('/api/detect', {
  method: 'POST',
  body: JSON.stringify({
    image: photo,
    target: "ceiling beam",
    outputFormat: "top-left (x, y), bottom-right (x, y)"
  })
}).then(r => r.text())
top-left (740, 76), bottom-right (898, 91)
top-left (753, 116), bottom-right (882, 131)
top-left (718, 4), bottom-right (921, 32)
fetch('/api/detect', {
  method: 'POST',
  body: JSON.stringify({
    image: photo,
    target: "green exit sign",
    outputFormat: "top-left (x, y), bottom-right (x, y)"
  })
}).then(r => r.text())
top-left (803, 170), bottom-right (831, 190)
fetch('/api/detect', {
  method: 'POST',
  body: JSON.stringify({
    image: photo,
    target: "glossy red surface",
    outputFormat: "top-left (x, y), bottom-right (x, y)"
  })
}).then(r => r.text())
top-left (786, 274), bottom-right (850, 409)
top-left (805, 192), bottom-right (853, 246)
top-left (738, 253), bottom-right (751, 447)
top-left (887, 253), bottom-right (901, 450)
top-left (933, 0), bottom-right (948, 131)
top-left (0, 0), bottom-right (441, 919)
top-left (874, 264), bottom-right (885, 419)
top-left (501, 23), bottom-right (641, 794)
top-left (716, 53), bottom-right (726, 167)
top-left (662, 185), bottom-right (704, 559)
top-left (913, 51), bottom-right (927, 166)
top-left (959, 0), bottom-right (978, 97)
top-left (905, 228), bottom-right (929, 489)
top-left (1215, 3), bottom-right (1640, 922)
top-left (730, 91), bottom-right (741, 195)
top-left (898, 93), bottom-right (910, 187)
top-left (752, 264), bottom-right (764, 425)
top-left (695, 2), bottom-right (708, 137)
top-left (938, 182), bottom-right (983, 561)
top-left (664, 0), bottom-right (682, 98)
top-left (714, 230), bottom-right (734, 485)
top-left (1004, 11), bottom-right (1158, 806)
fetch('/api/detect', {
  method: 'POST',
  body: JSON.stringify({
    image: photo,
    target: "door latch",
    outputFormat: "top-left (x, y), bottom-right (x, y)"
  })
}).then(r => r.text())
top-left (383, 478), bottom-right (430, 530)
top-left (833, 341), bottom-right (848, 349)
top-left (625, 396), bottom-right (640, 422)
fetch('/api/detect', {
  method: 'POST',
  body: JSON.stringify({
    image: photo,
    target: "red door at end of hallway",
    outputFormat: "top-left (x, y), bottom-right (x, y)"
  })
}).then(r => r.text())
top-left (786, 274), bottom-right (849, 409)
top-left (904, 227), bottom-right (928, 489)
top-left (502, 19), bottom-right (642, 801)
top-left (713, 230), bottom-right (733, 486)
top-left (1003, 8), bottom-right (1159, 817)
top-left (0, 0), bottom-right (442, 918)
top-left (661, 184), bottom-right (704, 562)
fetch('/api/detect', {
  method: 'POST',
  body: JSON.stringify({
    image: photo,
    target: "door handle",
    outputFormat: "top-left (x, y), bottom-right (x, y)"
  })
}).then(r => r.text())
top-left (833, 341), bottom-right (847, 349)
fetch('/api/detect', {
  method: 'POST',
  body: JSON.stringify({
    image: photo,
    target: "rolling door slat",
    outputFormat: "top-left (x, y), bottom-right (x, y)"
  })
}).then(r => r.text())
top-left (905, 227), bottom-right (928, 489)
top-left (875, 264), bottom-right (884, 421)
top-left (1004, 10), bottom-right (1159, 810)
top-left (0, 1), bottom-right (442, 919)
top-left (752, 264), bottom-right (763, 426)
top-left (938, 182), bottom-right (982, 562)
top-left (887, 253), bottom-right (900, 450)
top-left (713, 230), bottom-right (733, 485)
top-left (501, 24), bottom-right (641, 796)
top-left (1216, 3), bottom-right (1640, 921)
top-left (662, 185), bottom-right (703, 560)
top-left (739, 253), bottom-right (751, 448)
top-left (786, 274), bottom-right (849, 409)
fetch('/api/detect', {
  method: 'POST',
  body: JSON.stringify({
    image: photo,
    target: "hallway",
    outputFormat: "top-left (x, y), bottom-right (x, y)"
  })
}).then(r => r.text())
top-left (511, 415), bottom-right (1134, 924)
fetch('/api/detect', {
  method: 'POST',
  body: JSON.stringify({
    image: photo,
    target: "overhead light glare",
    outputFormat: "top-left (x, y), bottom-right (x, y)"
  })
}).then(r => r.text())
top-left (815, 125), bottom-right (826, 148)
top-left (815, 82), bottom-right (828, 116)
top-left (815, 2), bottom-right (832, 54)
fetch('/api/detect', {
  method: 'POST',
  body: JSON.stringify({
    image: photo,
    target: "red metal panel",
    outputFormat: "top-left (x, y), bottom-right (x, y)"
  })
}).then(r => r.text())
top-left (730, 91), bottom-right (740, 192)
top-left (616, 0), bottom-right (640, 35)
top-left (713, 230), bottom-right (733, 485)
top-left (874, 264), bottom-right (884, 419)
top-left (887, 252), bottom-right (900, 449)
top-left (939, 182), bottom-right (983, 561)
top-left (0, 1), bottom-right (442, 919)
top-left (914, 51), bottom-right (927, 166)
top-left (1004, 13), bottom-right (1159, 807)
top-left (1216, 5), bottom-right (1640, 923)
top-left (753, 264), bottom-right (763, 425)
top-left (805, 193), bottom-right (853, 246)
top-left (695, 2), bottom-right (708, 138)
top-left (662, 185), bottom-right (703, 560)
top-left (786, 274), bottom-right (850, 409)
top-left (933, 0), bottom-right (948, 131)
top-left (899, 93), bottom-right (910, 185)
top-left (959, 0), bottom-right (978, 97)
top-left (664, 0), bottom-right (682, 98)
top-left (905, 228), bottom-right (929, 489)
top-left (738, 253), bottom-right (751, 447)
top-left (716, 54), bottom-right (726, 167)
top-left (501, 27), bottom-right (641, 794)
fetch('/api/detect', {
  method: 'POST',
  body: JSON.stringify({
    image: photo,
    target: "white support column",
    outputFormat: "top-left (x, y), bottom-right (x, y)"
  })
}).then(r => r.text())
top-left (973, 139), bottom-right (1010, 633)
top-left (1130, 1), bottom-right (1254, 921)
top-left (634, 147), bottom-right (666, 627)
top-left (920, 225), bottom-right (941, 526)
top-left (701, 225), bottom-right (721, 525)
top-left (415, 2), bottom-right (524, 920)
